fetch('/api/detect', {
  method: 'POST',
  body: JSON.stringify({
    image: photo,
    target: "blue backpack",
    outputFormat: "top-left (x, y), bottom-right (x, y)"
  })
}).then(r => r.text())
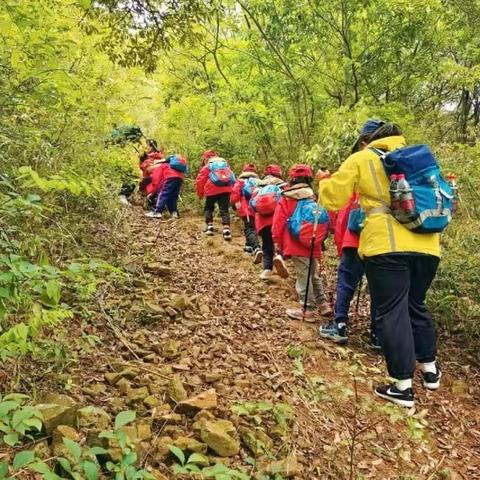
top-left (371, 145), bottom-right (454, 233)
top-left (250, 184), bottom-right (282, 216)
top-left (287, 198), bottom-right (330, 248)
top-left (167, 154), bottom-right (188, 174)
top-left (241, 177), bottom-right (259, 200)
top-left (208, 159), bottom-right (235, 187)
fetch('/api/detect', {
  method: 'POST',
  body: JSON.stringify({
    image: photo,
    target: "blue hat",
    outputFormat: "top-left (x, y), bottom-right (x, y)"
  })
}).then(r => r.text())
top-left (352, 119), bottom-right (385, 153)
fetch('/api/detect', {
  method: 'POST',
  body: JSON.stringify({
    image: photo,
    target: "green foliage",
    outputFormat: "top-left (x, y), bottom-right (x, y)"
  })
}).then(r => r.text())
top-left (0, 393), bottom-right (42, 447)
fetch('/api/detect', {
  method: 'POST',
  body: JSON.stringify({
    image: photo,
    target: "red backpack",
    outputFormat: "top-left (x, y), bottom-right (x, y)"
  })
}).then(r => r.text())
top-left (250, 184), bottom-right (282, 216)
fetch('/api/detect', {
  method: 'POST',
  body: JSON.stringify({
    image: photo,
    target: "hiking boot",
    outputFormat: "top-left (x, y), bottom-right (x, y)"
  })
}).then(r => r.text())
top-left (145, 211), bottom-right (163, 219)
top-left (260, 269), bottom-right (273, 280)
top-left (253, 249), bottom-right (263, 265)
top-left (319, 321), bottom-right (348, 345)
top-left (318, 301), bottom-right (332, 316)
top-left (204, 224), bottom-right (214, 236)
top-left (421, 366), bottom-right (442, 390)
top-left (273, 254), bottom-right (289, 279)
top-left (244, 246), bottom-right (254, 254)
top-left (222, 227), bottom-right (232, 241)
top-left (286, 308), bottom-right (316, 322)
top-left (374, 384), bottom-right (414, 408)
top-left (171, 211), bottom-right (179, 219)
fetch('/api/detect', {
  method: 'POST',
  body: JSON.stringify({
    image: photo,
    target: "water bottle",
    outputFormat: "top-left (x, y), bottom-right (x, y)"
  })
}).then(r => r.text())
top-left (389, 174), bottom-right (401, 214)
top-left (397, 174), bottom-right (416, 220)
top-left (447, 174), bottom-right (458, 214)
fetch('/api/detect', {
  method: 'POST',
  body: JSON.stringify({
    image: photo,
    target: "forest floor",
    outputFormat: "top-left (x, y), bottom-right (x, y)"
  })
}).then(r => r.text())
top-left (3, 206), bottom-right (480, 480)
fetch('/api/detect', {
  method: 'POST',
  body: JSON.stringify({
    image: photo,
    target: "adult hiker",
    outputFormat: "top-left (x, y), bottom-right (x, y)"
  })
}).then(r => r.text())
top-left (272, 164), bottom-right (332, 321)
top-left (230, 163), bottom-right (262, 259)
top-left (319, 129), bottom-right (379, 348)
top-left (250, 164), bottom-right (286, 280)
top-left (145, 154), bottom-right (188, 219)
top-left (195, 151), bottom-right (235, 241)
top-left (318, 120), bottom-right (444, 408)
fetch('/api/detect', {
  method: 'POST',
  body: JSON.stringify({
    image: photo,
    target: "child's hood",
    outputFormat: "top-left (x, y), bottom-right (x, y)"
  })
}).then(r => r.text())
top-left (282, 183), bottom-right (314, 200)
top-left (258, 175), bottom-right (285, 187)
top-left (238, 171), bottom-right (259, 180)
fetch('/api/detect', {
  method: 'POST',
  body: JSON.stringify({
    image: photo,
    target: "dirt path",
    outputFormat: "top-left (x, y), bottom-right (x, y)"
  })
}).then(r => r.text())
top-left (102, 208), bottom-right (478, 479)
top-left (9, 207), bottom-right (479, 479)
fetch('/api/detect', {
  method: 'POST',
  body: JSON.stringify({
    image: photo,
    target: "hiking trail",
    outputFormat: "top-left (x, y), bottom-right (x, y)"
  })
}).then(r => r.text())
top-left (7, 207), bottom-right (479, 480)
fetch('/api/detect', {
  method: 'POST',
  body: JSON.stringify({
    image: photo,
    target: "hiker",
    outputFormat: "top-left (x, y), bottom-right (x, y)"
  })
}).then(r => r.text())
top-left (145, 154), bottom-right (188, 219)
top-left (250, 164), bottom-right (286, 280)
top-left (319, 133), bottom-right (379, 348)
top-left (318, 120), bottom-right (442, 408)
top-left (272, 164), bottom-right (332, 321)
top-left (139, 139), bottom-right (164, 206)
top-left (195, 151), bottom-right (235, 241)
top-left (231, 163), bottom-right (262, 258)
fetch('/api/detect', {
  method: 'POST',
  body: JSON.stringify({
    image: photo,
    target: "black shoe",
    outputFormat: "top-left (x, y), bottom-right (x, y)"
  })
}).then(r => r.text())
top-left (421, 366), bottom-right (442, 390)
top-left (204, 224), bottom-right (214, 236)
top-left (223, 228), bottom-right (232, 241)
top-left (244, 246), bottom-right (254, 254)
top-left (374, 384), bottom-right (414, 408)
top-left (319, 321), bottom-right (348, 345)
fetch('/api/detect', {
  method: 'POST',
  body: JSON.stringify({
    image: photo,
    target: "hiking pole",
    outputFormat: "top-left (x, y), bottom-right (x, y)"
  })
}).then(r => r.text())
top-left (302, 203), bottom-right (321, 321)
top-left (355, 274), bottom-right (363, 316)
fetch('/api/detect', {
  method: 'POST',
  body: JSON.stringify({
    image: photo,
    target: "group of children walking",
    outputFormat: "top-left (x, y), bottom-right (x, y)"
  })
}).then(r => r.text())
top-left (137, 118), bottom-right (454, 409)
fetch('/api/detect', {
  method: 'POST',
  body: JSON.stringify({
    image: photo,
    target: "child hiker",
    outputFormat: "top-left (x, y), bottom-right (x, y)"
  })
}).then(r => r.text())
top-left (145, 154), bottom-right (188, 219)
top-left (272, 164), bottom-right (332, 321)
top-left (319, 120), bottom-right (443, 408)
top-left (139, 139), bottom-right (164, 199)
top-left (231, 163), bottom-right (262, 259)
top-left (250, 164), bottom-right (286, 280)
top-left (195, 151), bottom-right (235, 241)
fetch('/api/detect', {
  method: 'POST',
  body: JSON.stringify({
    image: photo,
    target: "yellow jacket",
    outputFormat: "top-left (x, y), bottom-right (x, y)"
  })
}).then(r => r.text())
top-left (319, 136), bottom-right (441, 258)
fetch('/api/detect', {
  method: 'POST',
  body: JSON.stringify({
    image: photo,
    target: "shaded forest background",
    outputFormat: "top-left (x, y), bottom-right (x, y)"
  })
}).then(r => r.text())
top-left (0, 0), bottom-right (479, 359)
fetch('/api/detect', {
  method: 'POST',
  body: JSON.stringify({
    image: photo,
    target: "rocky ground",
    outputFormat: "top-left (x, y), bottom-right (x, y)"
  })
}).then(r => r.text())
top-left (1, 207), bottom-right (479, 480)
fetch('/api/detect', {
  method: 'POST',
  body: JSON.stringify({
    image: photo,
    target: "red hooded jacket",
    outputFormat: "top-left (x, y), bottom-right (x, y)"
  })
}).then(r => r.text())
top-left (272, 183), bottom-right (322, 258)
top-left (195, 159), bottom-right (233, 198)
top-left (140, 151), bottom-right (164, 179)
top-left (230, 172), bottom-right (259, 218)
top-left (333, 194), bottom-right (360, 256)
top-left (149, 163), bottom-right (185, 196)
top-left (252, 176), bottom-right (286, 233)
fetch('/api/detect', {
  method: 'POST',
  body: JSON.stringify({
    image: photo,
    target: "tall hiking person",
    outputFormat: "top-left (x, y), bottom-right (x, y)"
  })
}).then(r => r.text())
top-left (272, 164), bottom-right (332, 321)
top-left (195, 150), bottom-right (236, 241)
top-left (319, 120), bottom-right (454, 408)
top-left (230, 163), bottom-right (262, 258)
top-left (250, 164), bottom-right (286, 280)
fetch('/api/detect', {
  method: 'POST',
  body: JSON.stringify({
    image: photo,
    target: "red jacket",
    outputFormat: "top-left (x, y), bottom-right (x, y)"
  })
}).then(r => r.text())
top-left (149, 163), bottom-right (185, 195)
top-left (230, 173), bottom-right (259, 218)
top-left (252, 176), bottom-right (286, 233)
top-left (140, 151), bottom-right (164, 178)
top-left (195, 161), bottom-right (233, 198)
top-left (333, 194), bottom-right (360, 256)
top-left (272, 184), bottom-right (322, 258)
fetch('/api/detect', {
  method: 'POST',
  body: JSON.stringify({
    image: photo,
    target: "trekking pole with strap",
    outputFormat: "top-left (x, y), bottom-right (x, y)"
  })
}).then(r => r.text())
top-left (302, 202), bottom-right (322, 321)
top-left (355, 274), bottom-right (363, 317)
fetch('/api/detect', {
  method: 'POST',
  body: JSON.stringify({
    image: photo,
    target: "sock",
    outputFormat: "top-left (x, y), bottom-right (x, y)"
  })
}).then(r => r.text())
top-left (395, 378), bottom-right (413, 391)
top-left (420, 361), bottom-right (437, 374)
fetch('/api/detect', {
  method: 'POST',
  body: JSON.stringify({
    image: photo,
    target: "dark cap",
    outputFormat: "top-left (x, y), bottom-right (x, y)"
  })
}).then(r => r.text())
top-left (351, 119), bottom-right (385, 153)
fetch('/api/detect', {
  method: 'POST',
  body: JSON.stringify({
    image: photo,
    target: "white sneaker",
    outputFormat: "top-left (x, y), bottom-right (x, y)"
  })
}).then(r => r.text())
top-left (119, 195), bottom-right (130, 206)
top-left (204, 224), bottom-right (214, 236)
top-left (253, 249), bottom-right (263, 265)
top-left (145, 211), bottom-right (163, 219)
top-left (222, 228), bottom-right (232, 241)
top-left (273, 254), bottom-right (289, 278)
top-left (260, 269), bottom-right (273, 280)
top-left (171, 211), bottom-right (179, 219)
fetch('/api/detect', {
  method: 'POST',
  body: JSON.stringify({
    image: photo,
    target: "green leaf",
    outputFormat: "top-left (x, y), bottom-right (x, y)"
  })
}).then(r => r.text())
top-left (82, 460), bottom-right (98, 480)
top-left (57, 457), bottom-right (72, 474)
top-left (29, 461), bottom-right (52, 474)
top-left (0, 400), bottom-right (20, 416)
top-left (12, 406), bottom-right (35, 427)
top-left (45, 279), bottom-right (61, 305)
top-left (89, 446), bottom-right (108, 456)
top-left (13, 450), bottom-right (34, 470)
top-left (22, 417), bottom-right (42, 431)
top-left (77, 0), bottom-right (92, 10)
top-left (168, 445), bottom-right (185, 466)
top-left (187, 452), bottom-right (209, 465)
top-left (63, 438), bottom-right (82, 462)
top-left (0, 461), bottom-right (8, 479)
top-left (3, 432), bottom-right (20, 446)
top-left (114, 410), bottom-right (136, 429)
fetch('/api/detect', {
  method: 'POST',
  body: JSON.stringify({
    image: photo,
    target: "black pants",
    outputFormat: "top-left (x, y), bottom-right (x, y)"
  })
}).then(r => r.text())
top-left (260, 226), bottom-right (274, 270)
top-left (364, 254), bottom-right (439, 380)
top-left (243, 216), bottom-right (260, 250)
top-left (205, 193), bottom-right (230, 225)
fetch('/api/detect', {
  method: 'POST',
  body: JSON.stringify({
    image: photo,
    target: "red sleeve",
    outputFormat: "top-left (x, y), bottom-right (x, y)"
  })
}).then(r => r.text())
top-left (230, 180), bottom-right (242, 205)
top-left (150, 164), bottom-right (166, 194)
top-left (195, 166), bottom-right (209, 198)
top-left (272, 197), bottom-right (288, 248)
